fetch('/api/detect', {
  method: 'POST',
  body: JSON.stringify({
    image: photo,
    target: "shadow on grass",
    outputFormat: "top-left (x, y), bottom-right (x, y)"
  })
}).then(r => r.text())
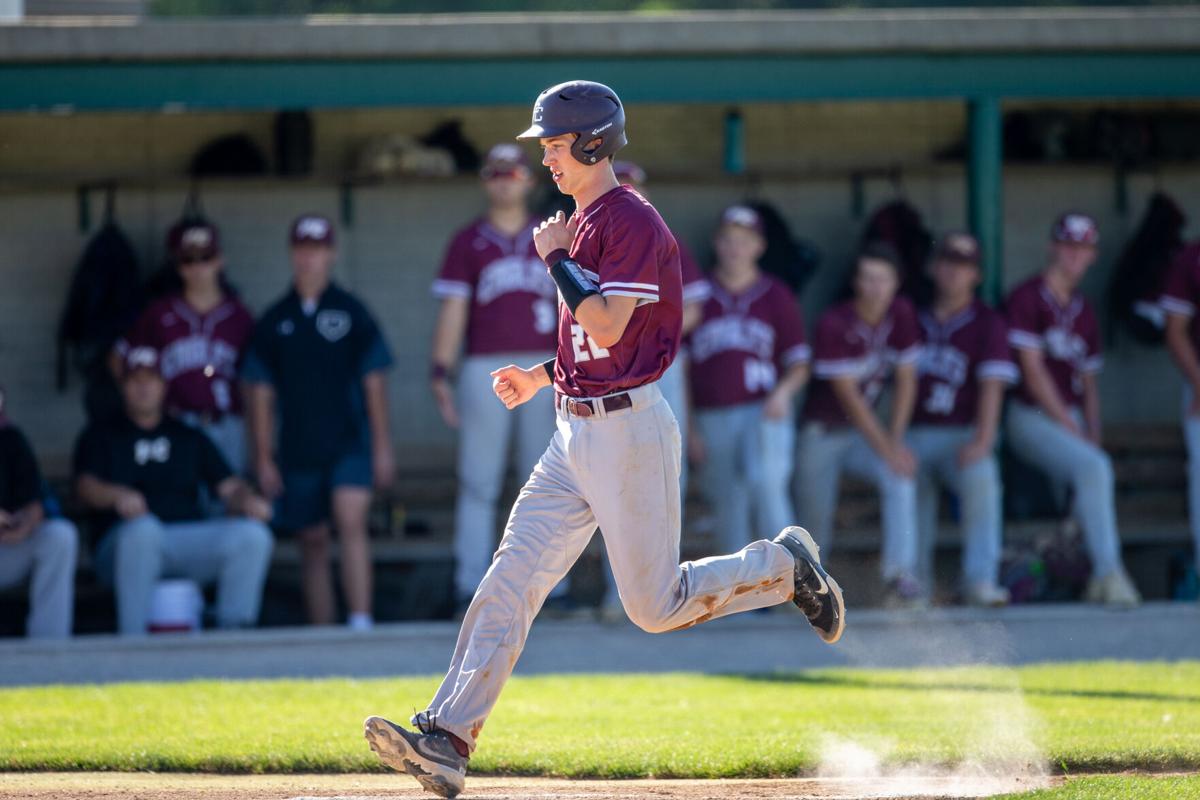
top-left (734, 671), bottom-right (1200, 704)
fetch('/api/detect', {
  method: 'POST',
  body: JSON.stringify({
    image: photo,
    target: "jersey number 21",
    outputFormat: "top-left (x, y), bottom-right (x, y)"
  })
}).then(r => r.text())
top-left (571, 323), bottom-right (610, 362)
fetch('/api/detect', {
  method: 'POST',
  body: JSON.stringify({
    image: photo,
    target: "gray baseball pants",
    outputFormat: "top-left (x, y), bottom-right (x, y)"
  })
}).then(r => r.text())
top-left (794, 422), bottom-right (919, 581)
top-left (694, 403), bottom-right (797, 554)
top-left (1184, 388), bottom-right (1200, 573)
top-left (0, 518), bottom-right (78, 639)
top-left (453, 353), bottom-right (557, 601)
top-left (907, 426), bottom-right (1003, 589)
top-left (416, 382), bottom-right (796, 751)
top-left (94, 513), bottom-right (273, 636)
top-left (1004, 401), bottom-right (1123, 579)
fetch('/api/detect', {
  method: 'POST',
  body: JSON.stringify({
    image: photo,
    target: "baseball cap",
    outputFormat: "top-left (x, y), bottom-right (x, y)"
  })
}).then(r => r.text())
top-left (613, 161), bottom-right (647, 186)
top-left (168, 220), bottom-right (221, 263)
top-left (123, 346), bottom-right (161, 378)
top-left (290, 214), bottom-right (336, 247)
top-left (480, 143), bottom-right (529, 180)
top-left (932, 231), bottom-right (981, 265)
top-left (719, 204), bottom-right (765, 237)
top-left (1051, 212), bottom-right (1099, 246)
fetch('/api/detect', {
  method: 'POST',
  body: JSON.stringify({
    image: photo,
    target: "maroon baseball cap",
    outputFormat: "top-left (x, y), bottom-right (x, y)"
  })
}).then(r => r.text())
top-left (123, 346), bottom-right (162, 378)
top-left (933, 231), bottom-right (981, 265)
top-left (719, 204), bottom-right (765, 237)
top-left (168, 220), bottom-right (221, 262)
top-left (480, 143), bottom-right (529, 180)
top-left (613, 161), bottom-right (647, 186)
top-left (1051, 212), bottom-right (1100, 246)
top-left (290, 214), bottom-right (336, 247)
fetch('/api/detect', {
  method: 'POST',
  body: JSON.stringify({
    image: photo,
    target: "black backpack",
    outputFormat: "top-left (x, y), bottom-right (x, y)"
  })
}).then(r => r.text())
top-left (748, 200), bottom-right (821, 296)
top-left (57, 216), bottom-right (144, 419)
top-left (860, 199), bottom-right (934, 305)
top-left (1106, 192), bottom-right (1186, 345)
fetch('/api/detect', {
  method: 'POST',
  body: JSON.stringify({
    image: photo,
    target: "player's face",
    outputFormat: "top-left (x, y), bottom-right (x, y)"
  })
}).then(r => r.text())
top-left (482, 170), bottom-right (533, 207)
top-left (713, 224), bottom-right (766, 271)
top-left (931, 258), bottom-right (980, 302)
top-left (540, 135), bottom-right (586, 195)
top-left (290, 243), bottom-right (335, 286)
top-left (854, 257), bottom-right (900, 310)
top-left (177, 253), bottom-right (222, 288)
top-left (122, 369), bottom-right (166, 417)
top-left (1050, 241), bottom-right (1097, 285)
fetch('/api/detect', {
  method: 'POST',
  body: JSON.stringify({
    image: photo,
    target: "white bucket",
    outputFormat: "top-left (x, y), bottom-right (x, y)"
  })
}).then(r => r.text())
top-left (147, 579), bottom-right (203, 633)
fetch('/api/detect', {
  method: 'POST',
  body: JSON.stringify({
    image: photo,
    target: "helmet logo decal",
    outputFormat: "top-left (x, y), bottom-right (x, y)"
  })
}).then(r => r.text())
top-left (533, 104), bottom-right (544, 123)
top-left (591, 122), bottom-right (613, 135)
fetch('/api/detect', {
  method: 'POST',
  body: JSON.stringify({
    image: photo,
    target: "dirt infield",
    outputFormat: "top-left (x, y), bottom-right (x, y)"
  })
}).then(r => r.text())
top-left (0, 773), bottom-right (1058, 800)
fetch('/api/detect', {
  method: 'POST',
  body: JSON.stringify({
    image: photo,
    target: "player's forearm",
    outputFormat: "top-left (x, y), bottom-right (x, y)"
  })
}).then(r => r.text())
top-left (888, 366), bottom-right (917, 439)
top-left (1018, 351), bottom-right (1074, 425)
top-left (832, 380), bottom-right (892, 457)
top-left (7, 500), bottom-right (44, 539)
top-left (76, 474), bottom-right (125, 510)
top-left (529, 359), bottom-right (554, 391)
top-left (363, 371), bottom-right (393, 448)
top-left (247, 384), bottom-right (276, 463)
top-left (972, 379), bottom-right (1005, 448)
top-left (430, 297), bottom-right (469, 373)
top-left (681, 302), bottom-right (703, 336)
top-left (1165, 316), bottom-right (1200, 394)
top-left (774, 362), bottom-right (810, 398)
top-left (573, 294), bottom-right (634, 349)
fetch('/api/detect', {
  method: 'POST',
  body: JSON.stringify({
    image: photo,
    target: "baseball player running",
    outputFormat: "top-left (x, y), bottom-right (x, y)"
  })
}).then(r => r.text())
top-left (364, 80), bottom-right (844, 799)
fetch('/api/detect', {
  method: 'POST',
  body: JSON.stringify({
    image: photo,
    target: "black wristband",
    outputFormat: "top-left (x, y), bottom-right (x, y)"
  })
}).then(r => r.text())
top-left (541, 358), bottom-right (555, 383)
top-left (548, 257), bottom-right (600, 315)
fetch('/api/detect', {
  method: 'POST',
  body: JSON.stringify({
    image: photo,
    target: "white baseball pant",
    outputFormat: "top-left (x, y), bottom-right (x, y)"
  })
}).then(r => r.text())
top-left (416, 382), bottom-right (796, 751)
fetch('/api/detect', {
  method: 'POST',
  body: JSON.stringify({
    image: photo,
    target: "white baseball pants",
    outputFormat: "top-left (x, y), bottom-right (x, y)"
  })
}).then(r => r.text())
top-left (416, 382), bottom-right (796, 751)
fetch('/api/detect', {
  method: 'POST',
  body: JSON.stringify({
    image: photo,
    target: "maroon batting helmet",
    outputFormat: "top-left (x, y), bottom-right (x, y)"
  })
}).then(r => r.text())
top-left (516, 80), bottom-right (627, 165)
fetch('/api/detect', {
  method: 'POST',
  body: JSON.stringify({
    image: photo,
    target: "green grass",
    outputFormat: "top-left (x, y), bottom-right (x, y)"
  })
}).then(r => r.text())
top-left (1000, 774), bottom-right (1200, 799)
top-left (2, 661), bottom-right (1198, 779)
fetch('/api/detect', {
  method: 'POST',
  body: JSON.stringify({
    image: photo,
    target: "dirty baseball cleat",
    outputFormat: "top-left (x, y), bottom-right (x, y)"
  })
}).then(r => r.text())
top-left (773, 526), bottom-right (845, 644)
top-left (364, 715), bottom-right (467, 798)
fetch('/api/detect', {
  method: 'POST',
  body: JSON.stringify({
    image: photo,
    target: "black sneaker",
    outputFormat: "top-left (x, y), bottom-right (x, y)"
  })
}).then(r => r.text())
top-left (773, 526), bottom-right (845, 644)
top-left (364, 715), bottom-right (467, 798)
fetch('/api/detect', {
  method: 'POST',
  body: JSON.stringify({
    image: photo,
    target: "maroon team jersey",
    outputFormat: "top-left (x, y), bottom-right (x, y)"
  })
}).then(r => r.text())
top-left (1161, 241), bottom-right (1200, 352)
top-left (913, 300), bottom-right (1018, 427)
top-left (432, 218), bottom-right (557, 355)
top-left (803, 297), bottom-right (922, 428)
top-left (554, 185), bottom-right (683, 398)
top-left (117, 293), bottom-right (254, 416)
top-left (688, 274), bottom-right (809, 409)
top-left (1005, 275), bottom-right (1103, 409)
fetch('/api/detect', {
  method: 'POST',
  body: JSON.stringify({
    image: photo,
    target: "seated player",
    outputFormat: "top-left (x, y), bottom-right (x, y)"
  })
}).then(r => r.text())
top-left (796, 241), bottom-right (924, 607)
top-left (909, 232), bottom-right (1015, 606)
top-left (1004, 212), bottom-right (1140, 607)
top-left (0, 386), bottom-right (79, 639)
top-left (75, 347), bottom-right (274, 636)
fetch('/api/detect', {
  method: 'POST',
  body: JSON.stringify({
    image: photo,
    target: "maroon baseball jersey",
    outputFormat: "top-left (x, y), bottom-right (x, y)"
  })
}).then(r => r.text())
top-left (803, 296), bottom-right (922, 428)
top-left (688, 274), bottom-right (809, 409)
top-left (432, 218), bottom-right (558, 355)
top-left (117, 293), bottom-right (254, 416)
top-left (554, 186), bottom-right (683, 398)
top-left (678, 239), bottom-right (710, 307)
top-left (1005, 275), bottom-right (1103, 409)
top-left (1161, 241), bottom-right (1200, 352)
top-left (913, 300), bottom-right (1018, 427)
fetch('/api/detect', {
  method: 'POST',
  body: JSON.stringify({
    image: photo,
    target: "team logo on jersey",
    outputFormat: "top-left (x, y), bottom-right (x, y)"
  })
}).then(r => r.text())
top-left (316, 310), bottom-right (352, 342)
top-left (278, 319), bottom-right (295, 336)
top-left (134, 437), bottom-right (171, 466)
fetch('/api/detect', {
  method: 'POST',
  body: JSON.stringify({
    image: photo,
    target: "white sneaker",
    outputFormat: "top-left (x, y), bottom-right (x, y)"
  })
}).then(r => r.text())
top-left (965, 582), bottom-right (1010, 608)
top-left (1084, 570), bottom-right (1142, 609)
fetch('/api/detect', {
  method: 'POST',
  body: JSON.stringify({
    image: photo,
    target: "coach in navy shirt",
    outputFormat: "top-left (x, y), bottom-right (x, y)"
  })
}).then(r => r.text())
top-left (75, 347), bottom-right (274, 636)
top-left (244, 214), bottom-right (395, 631)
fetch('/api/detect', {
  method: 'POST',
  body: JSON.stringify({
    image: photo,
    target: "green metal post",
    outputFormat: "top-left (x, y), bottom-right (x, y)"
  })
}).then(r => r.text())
top-left (968, 96), bottom-right (1003, 304)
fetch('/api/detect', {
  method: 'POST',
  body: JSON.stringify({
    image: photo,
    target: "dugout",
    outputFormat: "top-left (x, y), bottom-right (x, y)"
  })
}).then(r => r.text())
top-left (1, 8), bottom-right (1198, 620)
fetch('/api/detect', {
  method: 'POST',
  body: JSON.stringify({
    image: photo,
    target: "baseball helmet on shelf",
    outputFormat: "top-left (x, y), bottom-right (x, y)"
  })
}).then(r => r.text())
top-left (516, 80), bottom-right (627, 165)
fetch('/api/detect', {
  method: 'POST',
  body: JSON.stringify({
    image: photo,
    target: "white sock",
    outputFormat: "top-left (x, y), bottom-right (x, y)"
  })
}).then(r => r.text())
top-left (348, 612), bottom-right (374, 631)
